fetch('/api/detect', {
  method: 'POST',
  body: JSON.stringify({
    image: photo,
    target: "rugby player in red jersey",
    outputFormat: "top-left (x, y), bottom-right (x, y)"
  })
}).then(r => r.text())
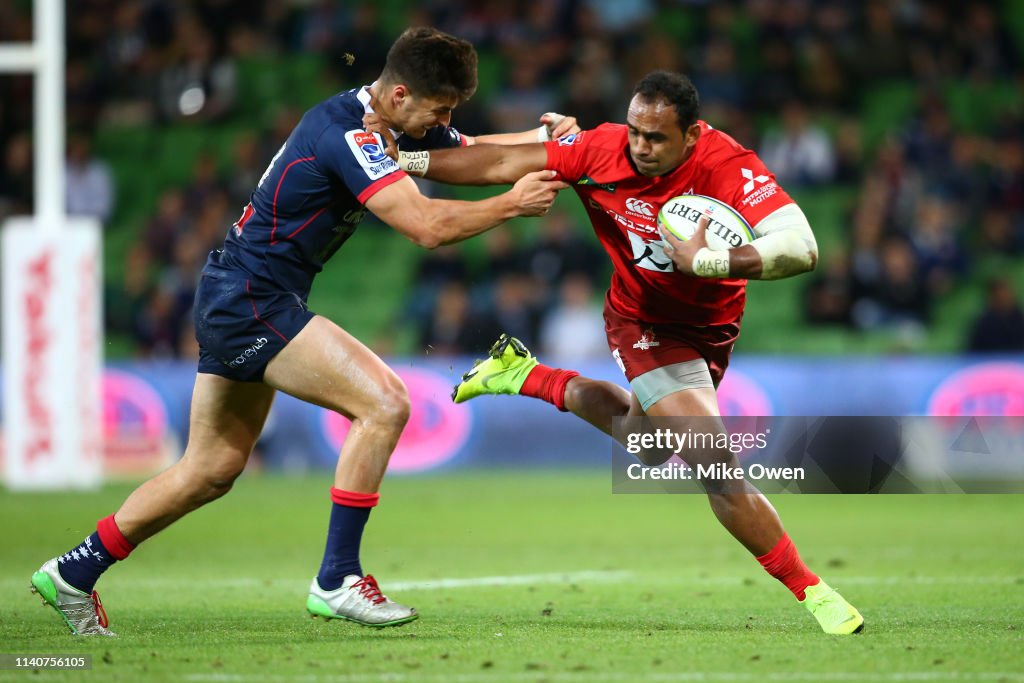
top-left (395, 71), bottom-right (864, 635)
top-left (30, 28), bottom-right (574, 635)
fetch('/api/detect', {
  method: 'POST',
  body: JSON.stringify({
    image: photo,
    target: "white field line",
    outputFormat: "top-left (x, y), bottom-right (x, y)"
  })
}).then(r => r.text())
top-left (180, 672), bottom-right (1024, 683)
top-left (6, 572), bottom-right (1022, 592)
top-left (6, 570), bottom-right (632, 592)
top-left (386, 570), bottom-right (631, 591)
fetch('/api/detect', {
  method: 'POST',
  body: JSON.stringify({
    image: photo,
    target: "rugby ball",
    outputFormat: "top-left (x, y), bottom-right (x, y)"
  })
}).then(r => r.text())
top-left (657, 194), bottom-right (755, 250)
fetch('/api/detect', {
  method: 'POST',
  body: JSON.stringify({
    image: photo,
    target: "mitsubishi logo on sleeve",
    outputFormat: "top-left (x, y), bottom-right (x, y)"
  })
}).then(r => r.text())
top-left (625, 197), bottom-right (655, 217)
top-left (741, 168), bottom-right (769, 195)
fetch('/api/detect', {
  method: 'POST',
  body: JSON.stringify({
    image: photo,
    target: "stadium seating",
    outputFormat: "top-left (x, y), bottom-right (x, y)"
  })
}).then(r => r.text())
top-left (95, 60), bottom-right (1022, 357)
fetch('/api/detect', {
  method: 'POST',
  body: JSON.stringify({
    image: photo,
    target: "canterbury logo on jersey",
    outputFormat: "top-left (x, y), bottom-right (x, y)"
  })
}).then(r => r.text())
top-left (625, 197), bottom-right (655, 217)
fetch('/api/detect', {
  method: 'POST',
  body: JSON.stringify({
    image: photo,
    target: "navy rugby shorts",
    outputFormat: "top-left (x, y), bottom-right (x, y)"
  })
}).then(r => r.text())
top-left (193, 271), bottom-right (315, 382)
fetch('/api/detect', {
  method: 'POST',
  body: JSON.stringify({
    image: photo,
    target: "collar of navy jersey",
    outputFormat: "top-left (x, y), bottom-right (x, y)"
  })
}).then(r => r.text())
top-left (356, 83), bottom-right (402, 142)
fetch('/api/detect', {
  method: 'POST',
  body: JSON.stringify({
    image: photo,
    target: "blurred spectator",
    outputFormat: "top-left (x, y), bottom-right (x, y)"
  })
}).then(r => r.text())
top-left (907, 2), bottom-right (958, 81)
top-left (406, 245), bottom-right (471, 329)
top-left (487, 57), bottom-right (559, 134)
top-left (259, 107), bottom-right (303, 163)
top-left (853, 236), bottom-right (930, 335)
top-left (142, 189), bottom-right (188, 266)
top-left (956, 5), bottom-right (1018, 80)
top-left (909, 195), bottom-right (969, 295)
top-left (804, 250), bottom-right (855, 327)
top-left (183, 152), bottom-right (226, 209)
top-left (749, 38), bottom-right (801, 113)
top-left (540, 274), bottom-right (608, 362)
top-left (799, 37), bottom-right (856, 110)
top-left (967, 278), bottom-right (1024, 352)
top-left (624, 32), bottom-right (684, 90)
top-left (133, 282), bottom-right (185, 358)
top-left (2, 0), bottom-right (1021, 358)
top-left (0, 132), bottom-right (33, 219)
top-left (584, 0), bottom-right (655, 40)
top-left (156, 18), bottom-right (237, 123)
top-left (65, 59), bottom-right (107, 132)
top-left (978, 208), bottom-right (1023, 255)
top-left (486, 273), bottom-right (544, 349)
top-left (418, 282), bottom-right (483, 355)
top-left (417, 245), bottom-right (470, 289)
top-left (902, 91), bottom-right (953, 171)
top-left (327, 5), bottom-right (390, 86)
top-left (856, 1), bottom-right (910, 81)
top-left (987, 137), bottom-right (1024, 212)
top-left (479, 230), bottom-right (526, 286)
top-left (521, 209), bottom-right (606, 293)
top-left (65, 131), bottom-right (115, 224)
top-left (692, 38), bottom-right (746, 110)
top-left (833, 118), bottom-right (865, 184)
top-left (510, 0), bottom-right (570, 81)
top-left (226, 133), bottom-right (264, 208)
top-left (559, 48), bottom-right (621, 130)
top-left (759, 101), bottom-right (836, 187)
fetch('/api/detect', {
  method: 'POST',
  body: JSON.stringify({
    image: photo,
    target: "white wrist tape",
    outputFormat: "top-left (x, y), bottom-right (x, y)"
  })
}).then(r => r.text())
top-left (538, 112), bottom-right (567, 142)
top-left (397, 150), bottom-right (430, 176)
top-left (692, 247), bottom-right (731, 278)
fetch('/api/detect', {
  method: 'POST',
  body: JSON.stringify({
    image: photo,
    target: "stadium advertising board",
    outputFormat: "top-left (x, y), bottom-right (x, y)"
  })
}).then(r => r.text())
top-left (1, 356), bottom-right (1022, 485)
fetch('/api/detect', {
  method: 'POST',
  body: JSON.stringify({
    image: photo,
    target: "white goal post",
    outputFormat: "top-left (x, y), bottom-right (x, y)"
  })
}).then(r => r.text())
top-left (1, 0), bottom-right (103, 490)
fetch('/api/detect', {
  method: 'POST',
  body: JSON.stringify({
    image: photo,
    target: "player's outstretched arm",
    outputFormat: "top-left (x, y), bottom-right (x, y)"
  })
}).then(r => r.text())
top-left (365, 172), bottom-right (567, 249)
top-left (397, 142), bottom-right (550, 186)
top-left (364, 112), bottom-right (578, 160)
top-left (661, 204), bottom-right (818, 280)
top-left (468, 113), bottom-right (580, 146)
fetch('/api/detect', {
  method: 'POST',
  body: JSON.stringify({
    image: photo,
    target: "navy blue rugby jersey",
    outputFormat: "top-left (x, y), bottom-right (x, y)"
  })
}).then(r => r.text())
top-left (208, 85), bottom-right (466, 298)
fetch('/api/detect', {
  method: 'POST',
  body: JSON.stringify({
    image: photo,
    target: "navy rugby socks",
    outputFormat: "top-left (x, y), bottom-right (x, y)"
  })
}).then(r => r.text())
top-left (57, 515), bottom-right (135, 593)
top-left (316, 488), bottom-right (380, 590)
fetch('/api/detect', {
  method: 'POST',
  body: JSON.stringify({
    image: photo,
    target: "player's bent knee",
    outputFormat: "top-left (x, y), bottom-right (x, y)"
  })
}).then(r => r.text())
top-left (178, 451), bottom-right (248, 501)
top-left (373, 375), bottom-right (411, 431)
top-left (337, 369), bottom-right (410, 432)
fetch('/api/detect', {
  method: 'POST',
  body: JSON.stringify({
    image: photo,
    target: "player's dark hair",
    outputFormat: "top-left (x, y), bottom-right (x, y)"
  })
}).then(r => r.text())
top-left (632, 71), bottom-right (700, 129)
top-left (380, 27), bottom-right (478, 103)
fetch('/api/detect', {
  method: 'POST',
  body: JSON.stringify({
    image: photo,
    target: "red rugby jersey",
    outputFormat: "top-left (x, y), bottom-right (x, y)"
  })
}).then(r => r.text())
top-left (545, 121), bottom-right (794, 325)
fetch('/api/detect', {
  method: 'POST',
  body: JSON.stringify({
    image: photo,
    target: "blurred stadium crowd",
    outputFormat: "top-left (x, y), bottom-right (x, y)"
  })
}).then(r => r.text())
top-left (1, 0), bottom-right (1022, 359)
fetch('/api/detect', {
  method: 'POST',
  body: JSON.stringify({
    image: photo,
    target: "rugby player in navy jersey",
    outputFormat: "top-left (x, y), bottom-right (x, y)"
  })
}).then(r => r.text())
top-left (30, 27), bottom-right (572, 635)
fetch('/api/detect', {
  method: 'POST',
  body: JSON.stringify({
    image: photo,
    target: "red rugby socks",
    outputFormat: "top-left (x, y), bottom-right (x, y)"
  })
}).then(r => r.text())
top-left (755, 533), bottom-right (820, 601)
top-left (520, 365), bottom-right (580, 412)
top-left (97, 514), bottom-right (136, 560)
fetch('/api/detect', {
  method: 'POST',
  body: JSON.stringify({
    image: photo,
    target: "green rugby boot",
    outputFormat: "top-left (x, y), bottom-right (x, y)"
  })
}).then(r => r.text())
top-left (30, 559), bottom-right (115, 636)
top-left (452, 333), bottom-right (538, 403)
top-left (802, 579), bottom-right (864, 635)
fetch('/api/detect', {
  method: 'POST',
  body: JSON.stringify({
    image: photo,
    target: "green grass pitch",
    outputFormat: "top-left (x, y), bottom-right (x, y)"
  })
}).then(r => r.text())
top-left (2, 472), bottom-right (1022, 682)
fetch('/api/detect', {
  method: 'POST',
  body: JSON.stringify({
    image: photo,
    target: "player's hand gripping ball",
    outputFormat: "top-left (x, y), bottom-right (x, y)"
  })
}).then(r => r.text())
top-left (657, 195), bottom-right (755, 251)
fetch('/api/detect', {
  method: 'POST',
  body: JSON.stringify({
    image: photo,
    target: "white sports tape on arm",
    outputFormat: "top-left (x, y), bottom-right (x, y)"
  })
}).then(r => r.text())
top-left (692, 248), bottom-right (731, 278)
top-left (397, 150), bottom-right (430, 176)
top-left (537, 112), bottom-right (566, 142)
top-left (750, 204), bottom-right (818, 280)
